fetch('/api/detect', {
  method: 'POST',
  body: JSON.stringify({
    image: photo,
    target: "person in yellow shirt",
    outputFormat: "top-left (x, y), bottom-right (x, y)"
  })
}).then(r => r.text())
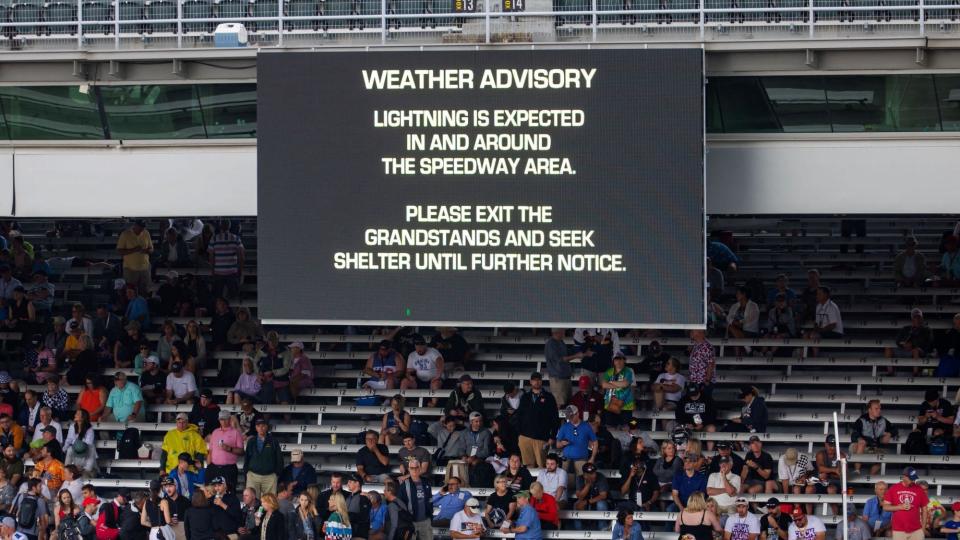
top-left (116, 219), bottom-right (154, 295)
top-left (160, 413), bottom-right (207, 474)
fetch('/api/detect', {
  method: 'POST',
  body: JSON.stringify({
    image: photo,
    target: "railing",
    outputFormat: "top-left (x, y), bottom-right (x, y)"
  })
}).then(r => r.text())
top-left (0, 0), bottom-right (957, 50)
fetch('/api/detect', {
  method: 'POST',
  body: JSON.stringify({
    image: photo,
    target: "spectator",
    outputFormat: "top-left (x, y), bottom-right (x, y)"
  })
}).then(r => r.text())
top-left (139, 356), bottom-right (167, 404)
top-left (40, 376), bottom-right (69, 421)
top-left (936, 314), bottom-right (960, 377)
top-left (483, 475), bottom-right (516, 529)
top-left (850, 400), bottom-right (898, 476)
top-left (939, 502), bottom-right (960, 540)
top-left (727, 287), bottom-right (760, 353)
top-left (279, 449), bottom-right (318, 497)
top-left (808, 435), bottom-right (845, 514)
top-left (288, 342), bottom-right (315, 399)
top-left (653, 440), bottom-right (682, 493)
top-left (787, 507), bottom-right (826, 540)
top-left (671, 453), bottom-right (707, 511)
top-left (397, 433), bottom-right (432, 479)
top-left (116, 219), bottom-right (154, 294)
top-left (724, 497), bottom-right (761, 540)
top-left (707, 257), bottom-right (725, 300)
top-left (207, 411), bottom-right (245, 490)
top-left (614, 506), bottom-right (644, 540)
top-left (165, 361), bottom-right (198, 405)
top-left (894, 237), bottom-right (927, 287)
top-left (233, 396), bottom-right (263, 438)
top-left (12, 478), bottom-right (49, 540)
top-left (209, 298), bottom-right (235, 351)
top-left (449, 412), bottom-right (492, 486)
top-left (432, 476), bottom-right (472, 527)
top-left (0, 265), bottom-right (21, 305)
top-left (688, 330), bottom-right (717, 394)
top-left (499, 382), bottom-right (521, 418)
top-left (431, 414), bottom-right (465, 469)
top-left (3, 286), bottom-right (34, 330)
top-left (637, 340), bottom-right (670, 388)
top-left (502, 453), bottom-right (533, 492)
top-left (63, 408), bottom-right (94, 464)
top-left (574, 328), bottom-right (621, 356)
top-left (103, 371), bottom-right (144, 423)
top-left (115, 321), bottom-right (149, 369)
top-left (777, 448), bottom-right (813, 495)
top-left (227, 308), bottom-right (262, 348)
top-left (537, 454), bottom-right (567, 505)
top-left (184, 490), bottom-right (216, 540)
top-left (569, 376), bottom-right (603, 420)
top-left (575, 330), bottom-right (614, 384)
top-left (382, 483), bottom-right (410, 540)
top-left (938, 236), bottom-right (960, 287)
top-left (620, 458), bottom-right (659, 513)
top-left (917, 389), bottom-right (955, 442)
top-left (397, 458), bottom-right (433, 540)
top-left (709, 239), bottom-right (740, 272)
top-left (573, 462), bottom-right (609, 530)
top-left (723, 386), bottom-right (768, 434)
top-left (291, 492), bottom-right (322, 540)
top-left (356, 430), bottom-right (391, 483)
top-left (805, 286), bottom-right (844, 351)
top-left (363, 340), bottom-right (404, 391)
top-left (506, 490), bottom-right (541, 540)
top-left (243, 419), bottom-right (282, 497)
top-left (885, 309), bottom-right (934, 375)
top-left (863, 481), bottom-right (893, 537)
top-left (765, 294), bottom-right (798, 355)
top-left (601, 351), bottom-right (635, 426)
top-left (227, 356), bottom-right (261, 405)
top-left (159, 477), bottom-right (190, 538)
top-left (367, 492), bottom-right (387, 540)
top-left (208, 476), bottom-right (242, 538)
top-left (741, 436), bottom-right (776, 495)
top-left (652, 357), bottom-right (686, 412)
top-left (31, 407), bottom-right (62, 444)
top-left (345, 474), bottom-right (371, 540)
top-left (707, 456), bottom-right (741, 514)
top-left (513, 372), bottom-right (559, 468)
top-left (379, 395), bottom-right (411, 445)
top-left (35, 440), bottom-right (65, 492)
top-left (431, 327), bottom-right (470, 374)
top-left (160, 413), bottom-right (207, 474)
top-left (25, 271), bottom-right (53, 320)
top-left (183, 320), bottom-right (207, 369)
top-left (766, 274), bottom-right (798, 308)
top-left (209, 219), bottom-right (245, 300)
top-left (449, 497), bottom-right (485, 539)
top-left (93, 305), bottom-right (122, 363)
top-left (675, 492), bottom-right (723, 540)
top-left (168, 451), bottom-right (206, 498)
top-left (555, 405), bottom-right (597, 473)
top-left (22, 335), bottom-right (56, 385)
top-left (188, 389), bottom-right (221, 437)
top-left (445, 374), bottom-right (484, 419)
top-left (123, 285), bottom-right (150, 328)
top-left (835, 506), bottom-right (870, 540)
top-left (18, 389), bottom-right (41, 437)
top-left (528, 482), bottom-right (559, 530)
top-left (544, 328), bottom-right (586, 406)
top-left (401, 335), bottom-right (444, 397)
top-left (0, 416), bottom-right (24, 458)
top-left (677, 383), bottom-right (718, 433)
top-left (761, 498), bottom-right (791, 540)
top-left (254, 493), bottom-right (287, 539)
top-left (156, 227), bottom-right (190, 272)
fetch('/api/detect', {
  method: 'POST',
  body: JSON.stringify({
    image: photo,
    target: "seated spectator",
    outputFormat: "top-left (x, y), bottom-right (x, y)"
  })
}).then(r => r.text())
top-left (31, 407), bottom-right (62, 444)
top-left (938, 235), bottom-right (960, 287)
top-left (431, 327), bottom-right (471, 374)
top-left (936, 314), bottom-right (960, 377)
top-left (379, 395), bottom-right (411, 445)
top-left (233, 396), bottom-right (263, 438)
top-left (22, 334), bottom-right (56, 384)
top-left (63, 324), bottom-right (97, 386)
top-left (777, 447), bottom-right (813, 495)
top-left (356, 430), bottom-right (391, 483)
top-left (528, 482), bottom-right (559, 530)
top-left (156, 320), bottom-right (182, 364)
top-left (555, 405), bottom-right (597, 473)
top-left (25, 271), bottom-right (53, 320)
top-left (288, 342), bottom-right (315, 399)
top-left (620, 458), bottom-right (659, 512)
top-left (677, 382), bottom-right (718, 433)
top-left (139, 355), bottom-right (167, 404)
top-left (3, 286), bottom-right (34, 330)
top-left (183, 319), bottom-right (207, 368)
top-left (722, 386), bottom-right (768, 434)
top-left (808, 435), bottom-right (845, 514)
top-left (154, 271), bottom-right (187, 317)
top-left (67, 303), bottom-right (93, 339)
top-left (862, 481), bottom-right (892, 537)
top-left (114, 321), bottom-right (148, 369)
top-left (363, 340), bottom-right (404, 391)
top-left (708, 441), bottom-right (745, 475)
top-left (573, 462), bottom-right (609, 530)
top-left (0, 414), bottom-right (23, 456)
top-left (537, 454), bottom-right (567, 506)
top-left (725, 497), bottom-right (762, 540)
top-left (189, 388), bottom-right (221, 437)
top-left (278, 448), bottom-right (317, 497)
top-left (569, 375), bottom-right (603, 420)
top-left (445, 374), bottom-right (484, 419)
top-left (227, 308), bottom-right (262, 348)
top-left (893, 237), bottom-right (928, 287)
top-left (601, 351), bottom-right (635, 426)
top-left (788, 507), bottom-right (826, 540)
top-left (727, 287), bottom-right (760, 353)
top-left (256, 341), bottom-right (292, 405)
top-left (432, 475), bottom-right (473, 527)
top-left (849, 400), bottom-right (898, 476)
top-left (637, 340), bottom-right (670, 388)
top-left (168, 451), bottom-right (206, 498)
top-left (499, 382), bottom-right (521, 418)
top-left (228, 356), bottom-right (262, 405)
top-left (671, 453), bottom-right (707, 511)
top-left (63, 409), bottom-right (95, 469)
top-left (18, 389), bottom-right (41, 437)
top-left (209, 297), bottom-right (235, 351)
top-left (741, 435), bottom-right (777, 495)
top-left (885, 309), bottom-right (934, 375)
top-left (401, 335), bottom-right (444, 397)
top-left (123, 284), bottom-right (150, 327)
top-left (41, 375), bottom-right (69, 421)
top-left (653, 440), bottom-right (682, 495)
top-left (805, 287), bottom-right (844, 353)
top-left (652, 357), bottom-right (686, 411)
top-left (588, 412), bottom-right (620, 468)
top-left (166, 361), bottom-right (198, 405)
top-left (35, 439), bottom-right (65, 492)
top-left (917, 389), bottom-right (955, 443)
top-left (483, 476), bottom-right (516, 529)
top-left (502, 453), bottom-right (533, 493)
top-left (939, 502), bottom-right (960, 540)
top-left (707, 456), bottom-right (741, 514)
top-left (614, 507), bottom-right (644, 540)
top-left (764, 293), bottom-right (797, 357)
top-left (766, 274), bottom-right (798, 308)
top-left (160, 413), bottom-right (207, 474)
top-left (448, 412), bottom-right (492, 486)
top-left (450, 497), bottom-right (485, 539)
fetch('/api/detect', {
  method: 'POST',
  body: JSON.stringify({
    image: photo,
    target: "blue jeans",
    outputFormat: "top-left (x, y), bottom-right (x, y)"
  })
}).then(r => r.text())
top-left (937, 355), bottom-right (960, 377)
top-left (574, 499), bottom-right (609, 530)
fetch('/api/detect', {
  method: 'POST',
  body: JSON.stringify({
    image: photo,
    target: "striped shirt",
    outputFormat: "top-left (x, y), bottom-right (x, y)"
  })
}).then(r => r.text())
top-left (209, 232), bottom-right (244, 276)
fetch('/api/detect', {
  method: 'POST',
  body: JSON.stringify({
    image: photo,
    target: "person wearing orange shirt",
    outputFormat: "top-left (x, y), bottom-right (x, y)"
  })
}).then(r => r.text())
top-left (0, 414), bottom-right (24, 454)
top-left (35, 441), bottom-right (65, 492)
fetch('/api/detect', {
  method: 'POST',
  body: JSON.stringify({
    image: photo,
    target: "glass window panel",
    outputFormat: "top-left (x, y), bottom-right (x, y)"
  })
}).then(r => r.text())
top-left (934, 75), bottom-right (960, 131)
top-left (99, 85), bottom-right (206, 139)
top-left (825, 75), bottom-right (940, 132)
top-left (760, 76), bottom-right (830, 132)
top-left (0, 86), bottom-right (102, 140)
top-left (196, 84), bottom-right (256, 138)
top-left (706, 80), bottom-right (723, 133)
top-left (883, 75), bottom-right (940, 131)
top-left (712, 77), bottom-right (781, 133)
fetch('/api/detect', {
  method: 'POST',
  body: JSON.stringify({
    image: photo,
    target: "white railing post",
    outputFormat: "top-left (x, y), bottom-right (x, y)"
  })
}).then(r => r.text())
top-left (381, 0), bottom-right (386, 43)
top-left (699, 0), bottom-right (704, 38)
top-left (278, 0), bottom-right (284, 46)
top-left (176, 0), bottom-right (182, 48)
top-left (591, 0), bottom-right (596, 41)
top-left (808, 0), bottom-right (813, 36)
top-left (114, 0), bottom-right (119, 49)
top-left (919, 0), bottom-right (924, 35)
top-left (484, 0), bottom-right (490, 43)
top-left (76, 0), bottom-right (83, 48)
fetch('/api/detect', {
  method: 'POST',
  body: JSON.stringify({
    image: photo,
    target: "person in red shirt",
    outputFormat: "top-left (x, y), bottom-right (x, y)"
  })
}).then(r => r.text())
top-left (883, 467), bottom-right (930, 540)
top-left (529, 481), bottom-right (559, 530)
top-left (569, 376), bottom-right (603, 421)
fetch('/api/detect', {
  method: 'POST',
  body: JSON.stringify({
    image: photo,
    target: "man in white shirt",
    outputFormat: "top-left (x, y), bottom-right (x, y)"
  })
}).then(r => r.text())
top-left (537, 455), bottom-right (567, 505)
top-left (809, 286), bottom-right (844, 338)
top-left (727, 286), bottom-right (760, 354)
top-left (707, 456), bottom-right (742, 514)
top-left (725, 497), bottom-right (761, 540)
top-left (31, 407), bottom-right (63, 444)
top-left (401, 336), bottom-right (444, 393)
top-left (787, 506), bottom-right (826, 540)
top-left (165, 362), bottom-right (198, 404)
top-left (450, 497), bottom-right (485, 539)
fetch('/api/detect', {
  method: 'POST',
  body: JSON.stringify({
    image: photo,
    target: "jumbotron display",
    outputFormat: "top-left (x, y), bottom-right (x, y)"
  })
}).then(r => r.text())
top-left (257, 49), bottom-right (704, 327)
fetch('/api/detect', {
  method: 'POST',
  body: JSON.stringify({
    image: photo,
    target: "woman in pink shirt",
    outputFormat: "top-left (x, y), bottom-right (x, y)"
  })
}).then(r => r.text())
top-left (289, 342), bottom-right (314, 399)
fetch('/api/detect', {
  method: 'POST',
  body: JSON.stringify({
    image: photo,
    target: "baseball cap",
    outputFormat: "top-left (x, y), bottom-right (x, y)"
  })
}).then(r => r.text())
top-left (144, 355), bottom-right (158, 366)
top-left (563, 405), bottom-right (579, 417)
top-left (200, 388), bottom-right (214, 399)
top-left (378, 339), bottom-right (392, 349)
top-left (717, 456), bottom-right (732, 464)
top-left (902, 467), bottom-right (920, 481)
top-left (412, 335), bottom-right (426, 345)
top-left (161, 477), bottom-right (176, 486)
top-left (826, 434), bottom-right (836, 444)
top-left (42, 425), bottom-right (57, 435)
top-left (737, 385), bottom-right (754, 399)
top-left (578, 375), bottom-right (592, 390)
top-left (465, 497), bottom-right (480, 509)
top-left (82, 497), bottom-right (100, 507)
top-left (514, 490), bottom-right (531, 500)
top-left (30, 334), bottom-right (41, 346)
top-left (171, 362), bottom-right (183, 372)
top-left (529, 371), bottom-right (543, 380)
top-left (149, 479), bottom-right (161, 491)
top-left (255, 418), bottom-right (268, 425)
top-left (613, 350), bottom-right (626, 360)
top-left (0, 516), bottom-right (14, 529)
top-left (176, 412), bottom-right (189, 421)
top-left (765, 498), bottom-right (780, 509)
top-left (791, 506), bottom-right (806, 519)
top-left (349, 473), bottom-right (364, 484)
top-left (846, 506), bottom-right (859, 516)
top-left (210, 476), bottom-right (226, 485)
top-left (582, 462), bottom-right (597, 473)
top-left (117, 487), bottom-right (131, 499)
top-left (925, 389), bottom-right (940, 402)
top-left (289, 341), bottom-right (304, 350)
top-left (748, 435), bottom-right (761, 443)
top-left (468, 411), bottom-right (483, 421)
top-left (952, 501), bottom-right (960, 512)
top-left (685, 382), bottom-right (702, 395)
top-left (459, 374), bottom-right (473, 383)
top-left (716, 441), bottom-right (731, 450)
top-left (649, 340), bottom-right (662, 352)
top-left (734, 497), bottom-right (748, 506)
top-left (911, 308), bottom-right (924, 318)
top-left (218, 410), bottom-right (231, 420)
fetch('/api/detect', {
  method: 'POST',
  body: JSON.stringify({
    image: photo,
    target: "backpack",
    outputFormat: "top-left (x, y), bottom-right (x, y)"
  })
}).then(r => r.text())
top-left (391, 501), bottom-right (415, 540)
top-left (16, 494), bottom-right (38, 529)
top-left (904, 431), bottom-right (928, 455)
top-left (58, 515), bottom-right (83, 540)
top-left (117, 427), bottom-right (141, 459)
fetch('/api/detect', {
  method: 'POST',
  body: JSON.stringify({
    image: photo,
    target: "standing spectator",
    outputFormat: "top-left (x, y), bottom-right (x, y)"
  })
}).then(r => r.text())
top-left (544, 328), bottom-right (585, 407)
top-left (894, 237), bottom-right (927, 287)
top-left (688, 330), bottom-right (717, 395)
top-left (707, 456), bottom-right (741, 514)
top-left (184, 490), bottom-right (216, 540)
top-left (279, 449), bottom-right (318, 497)
top-left (513, 372), bottom-right (559, 468)
top-left (724, 497), bottom-right (761, 540)
top-left (397, 459), bottom-right (433, 540)
top-left (209, 220), bottom-right (245, 300)
top-left (291, 492), bottom-right (322, 540)
top-left (850, 400), bottom-right (898, 476)
top-left (12, 478), bottom-right (48, 540)
top-left (601, 351), bottom-right (635, 426)
top-left (346, 474), bottom-right (371, 540)
top-left (116, 219), bottom-right (154, 295)
top-left (243, 419), bottom-right (283, 497)
top-left (569, 376), bottom-right (603, 421)
top-left (318, 473), bottom-right (349, 523)
top-left (652, 358), bottom-right (686, 412)
top-left (788, 507), bottom-right (826, 540)
top-left (507, 491), bottom-right (542, 540)
top-left (207, 411), bottom-right (245, 490)
top-left (156, 227), bottom-right (190, 272)
top-left (555, 405), bottom-right (596, 474)
top-left (573, 463), bottom-right (609, 530)
top-left (431, 327), bottom-right (470, 375)
top-left (576, 330), bottom-right (614, 385)
top-left (537, 455), bottom-right (567, 505)
top-left (401, 336), bottom-right (444, 398)
top-left (254, 493), bottom-right (287, 539)
top-left (356, 430), bottom-right (391, 483)
top-left (883, 468), bottom-right (930, 540)
top-left (864, 481), bottom-right (893, 537)
top-left (671, 453), bottom-right (707, 511)
top-left (939, 236), bottom-right (960, 287)
top-left (741, 436), bottom-right (776, 495)
top-left (369, 492), bottom-right (388, 540)
top-left (574, 328), bottom-right (621, 356)
top-left (363, 341), bottom-right (404, 391)
top-left (209, 476), bottom-right (242, 538)
top-left (160, 413), bottom-right (207, 474)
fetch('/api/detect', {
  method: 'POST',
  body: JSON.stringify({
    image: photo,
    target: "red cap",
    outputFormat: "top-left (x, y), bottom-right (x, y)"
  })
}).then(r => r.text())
top-left (578, 375), bottom-right (592, 390)
top-left (82, 497), bottom-right (100, 507)
top-left (779, 504), bottom-right (794, 514)
top-left (791, 506), bottom-right (805, 519)
top-left (952, 501), bottom-right (960, 512)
